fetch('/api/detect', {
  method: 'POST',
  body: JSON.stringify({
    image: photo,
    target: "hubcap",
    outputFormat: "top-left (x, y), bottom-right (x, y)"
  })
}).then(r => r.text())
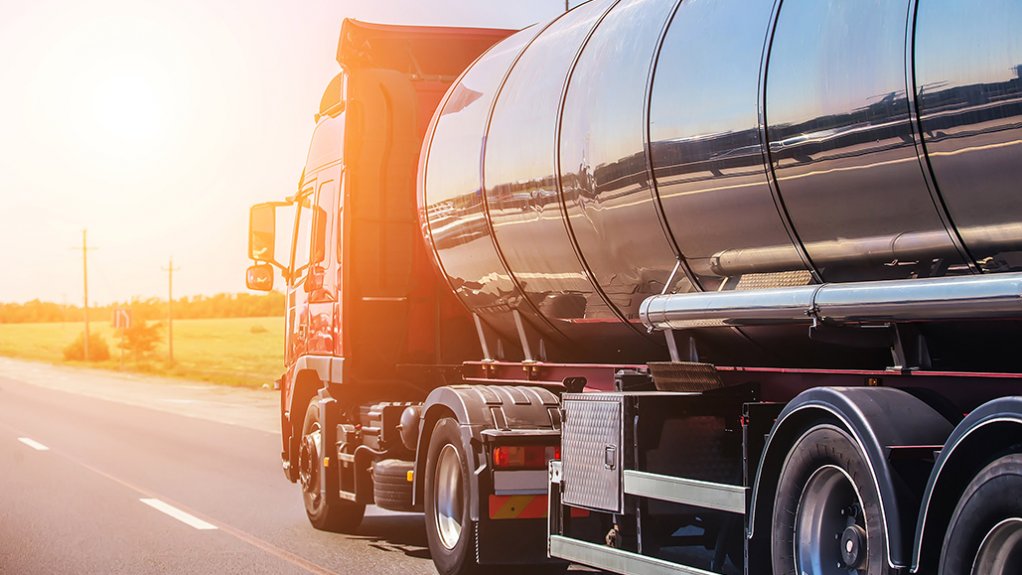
top-left (972, 517), bottom-right (1022, 575)
top-left (299, 423), bottom-right (322, 507)
top-left (841, 524), bottom-right (867, 568)
top-left (434, 444), bottom-right (464, 550)
top-left (794, 465), bottom-right (869, 574)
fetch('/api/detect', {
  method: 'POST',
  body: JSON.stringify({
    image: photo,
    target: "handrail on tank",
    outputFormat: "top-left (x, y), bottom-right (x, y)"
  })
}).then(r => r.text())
top-left (639, 272), bottom-right (1022, 331)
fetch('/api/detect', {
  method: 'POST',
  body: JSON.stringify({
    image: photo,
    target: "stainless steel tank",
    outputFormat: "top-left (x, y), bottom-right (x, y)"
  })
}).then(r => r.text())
top-left (418, 0), bottom-right (1022, 368)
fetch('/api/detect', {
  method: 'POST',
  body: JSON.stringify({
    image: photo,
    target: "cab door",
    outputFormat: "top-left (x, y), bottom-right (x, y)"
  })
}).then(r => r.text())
top-left (286, 184), bottom-right (315, 367)
top-left (306, 176), bottom-right (339, 355)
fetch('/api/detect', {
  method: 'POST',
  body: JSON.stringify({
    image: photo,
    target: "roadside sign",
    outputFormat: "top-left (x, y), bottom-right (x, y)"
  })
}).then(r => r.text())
top-left (113, 307), bottom-right (132, 330)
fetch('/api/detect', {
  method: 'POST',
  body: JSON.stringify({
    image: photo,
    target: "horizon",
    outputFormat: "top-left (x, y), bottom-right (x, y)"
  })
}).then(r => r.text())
top-left (0, 0), bottom-right (571, 306)
top-left (2, 289), bottom-right (283, 306)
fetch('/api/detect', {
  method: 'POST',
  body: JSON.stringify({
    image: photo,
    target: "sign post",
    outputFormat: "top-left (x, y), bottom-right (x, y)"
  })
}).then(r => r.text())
top-left (113, 307), bottom-right (132, 369)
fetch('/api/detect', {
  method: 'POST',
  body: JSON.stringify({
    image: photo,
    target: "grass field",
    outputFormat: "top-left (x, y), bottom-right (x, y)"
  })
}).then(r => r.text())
top-left (0, 317), bottom-right (285, 388)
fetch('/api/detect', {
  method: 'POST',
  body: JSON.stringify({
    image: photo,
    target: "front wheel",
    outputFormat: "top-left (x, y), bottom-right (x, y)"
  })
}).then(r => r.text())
top-left (940, 453), bottom-right (1022, 575)
top-left (424, 417), bottom-right (478, 575)
top-left (299, 400), bottom-right (364, 533)
top-left (771, 424), bottom-right (890, 575)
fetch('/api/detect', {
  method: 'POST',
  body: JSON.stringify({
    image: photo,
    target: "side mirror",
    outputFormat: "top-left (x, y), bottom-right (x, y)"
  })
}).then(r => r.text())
top-left (246, 264), bottom-right (274, 292)
top-left (249, 203), bottom-right (285, 265)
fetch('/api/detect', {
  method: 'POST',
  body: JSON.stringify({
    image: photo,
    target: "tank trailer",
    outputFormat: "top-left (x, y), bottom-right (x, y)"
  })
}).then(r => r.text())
top-left (248, 3), bottom-right (1022, 574)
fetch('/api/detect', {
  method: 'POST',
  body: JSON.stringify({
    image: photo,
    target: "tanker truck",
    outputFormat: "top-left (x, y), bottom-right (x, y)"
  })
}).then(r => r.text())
top-left (247, 2), bottom-right (1022, 574)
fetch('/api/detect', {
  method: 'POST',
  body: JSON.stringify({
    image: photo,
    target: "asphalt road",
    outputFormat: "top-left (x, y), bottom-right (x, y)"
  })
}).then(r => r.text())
top-left (0, 361), bottom-right (434, 575)
top-left (0, 360), bottom-right (727, 575)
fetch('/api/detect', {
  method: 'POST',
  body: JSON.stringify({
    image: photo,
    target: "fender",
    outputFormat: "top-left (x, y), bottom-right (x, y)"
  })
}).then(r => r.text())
top-left (410, 385), bottom-right (561, 516)
top-left (747, 387), bottom-right (952, 570)
top-left (911, 396), bottom-right (1022, 573)
top-left (282, 355), bottom-right (339, 481)
top-left (285, 355), bottom-right (339, 420)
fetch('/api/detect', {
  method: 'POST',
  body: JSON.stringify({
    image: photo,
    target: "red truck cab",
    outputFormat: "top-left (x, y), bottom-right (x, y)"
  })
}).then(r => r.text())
top-left (249, 19), bottom-right (511, 469)
top-left (249, 19), bottom-right (565, 575)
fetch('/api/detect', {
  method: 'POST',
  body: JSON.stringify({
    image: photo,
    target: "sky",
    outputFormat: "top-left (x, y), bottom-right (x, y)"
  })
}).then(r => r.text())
top-left (0, 0), bottom-right (571, 305)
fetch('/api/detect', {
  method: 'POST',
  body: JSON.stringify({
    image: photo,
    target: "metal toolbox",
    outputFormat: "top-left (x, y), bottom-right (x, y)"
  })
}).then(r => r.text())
top-left (559, 391), bottom-right (747, 515)
top-left (560, 393), bottom-right (630, 513)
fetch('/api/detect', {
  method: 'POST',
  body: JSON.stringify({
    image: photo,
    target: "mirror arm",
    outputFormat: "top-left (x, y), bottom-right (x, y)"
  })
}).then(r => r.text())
top-left (291, 263), bottom-right (310, 282)
top-left (252, 258), bottom-right (290, 282)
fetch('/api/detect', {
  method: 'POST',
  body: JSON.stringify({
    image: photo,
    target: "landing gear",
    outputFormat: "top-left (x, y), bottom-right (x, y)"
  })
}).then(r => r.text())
top-left (771, 425), bottom-right (890, 574)
top-left (299, 400), bottom-right (364, 533)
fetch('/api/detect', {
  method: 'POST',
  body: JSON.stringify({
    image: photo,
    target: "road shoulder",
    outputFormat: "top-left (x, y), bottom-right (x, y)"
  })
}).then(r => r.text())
top-left (0, 356), bottom-right (279, 434)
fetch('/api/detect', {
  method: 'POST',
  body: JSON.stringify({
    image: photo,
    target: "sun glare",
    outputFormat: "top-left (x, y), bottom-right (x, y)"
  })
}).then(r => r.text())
top-left (88, 73), bottom-right (165, 153)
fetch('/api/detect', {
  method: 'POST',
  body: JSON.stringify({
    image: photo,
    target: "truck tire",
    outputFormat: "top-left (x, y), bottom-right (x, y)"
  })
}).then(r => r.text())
top-left (424, 417), bottom-right (479, 575)
top-left (373, 459), bottom-right (415, 512)
top-left (939, 453), bottom-right (1022, 575)
top-left (771, 424), bottom-right (890, 575)
top-left (300, 401), bottom-right (365, 533)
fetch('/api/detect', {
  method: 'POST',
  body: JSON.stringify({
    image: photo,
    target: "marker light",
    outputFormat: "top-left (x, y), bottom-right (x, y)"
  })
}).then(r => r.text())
top-left (492, 445), bottom-right (560, 469)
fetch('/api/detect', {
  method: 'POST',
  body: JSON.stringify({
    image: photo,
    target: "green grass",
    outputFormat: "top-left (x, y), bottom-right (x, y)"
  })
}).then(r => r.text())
top-left (0, 317), bottom-right (285, 388)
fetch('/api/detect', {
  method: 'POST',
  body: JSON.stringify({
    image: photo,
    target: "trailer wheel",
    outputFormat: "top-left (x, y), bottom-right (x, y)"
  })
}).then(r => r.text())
top-left (939, 453), bottom-right (1022, 575)
top-left (424, 417), bottom-right (478, 575)
top-left (771, 425), bottom-right (889, 575)
top-left (299, 401), bottom-right (365, 533)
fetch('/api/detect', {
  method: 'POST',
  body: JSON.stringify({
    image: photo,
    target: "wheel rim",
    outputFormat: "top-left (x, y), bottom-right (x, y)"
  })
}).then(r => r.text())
top-left (794, 465), bottom-right (869, 574)
top-left (433, 443), bottom-right (464, 550)
top-left (299, 420), bottom-right (322, 510)
top-left (972, 517), bottom-right (1022, 575)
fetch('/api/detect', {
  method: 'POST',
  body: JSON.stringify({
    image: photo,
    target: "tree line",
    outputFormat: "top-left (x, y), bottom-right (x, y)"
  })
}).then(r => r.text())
top-left (0, 291), bottom-right (285, 324)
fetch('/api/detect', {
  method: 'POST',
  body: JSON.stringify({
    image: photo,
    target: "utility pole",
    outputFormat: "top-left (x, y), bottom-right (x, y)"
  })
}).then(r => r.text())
top-left (162, 257), bottom-right (181, 365)
top-left (70, 231), bottom-right (97, 360)
top-left (80, 230), bottom-right (92, 361)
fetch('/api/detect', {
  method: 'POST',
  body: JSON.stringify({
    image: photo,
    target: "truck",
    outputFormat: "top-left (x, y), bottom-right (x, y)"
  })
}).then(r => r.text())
top-left (247, 2), bottom-right (1022, 574)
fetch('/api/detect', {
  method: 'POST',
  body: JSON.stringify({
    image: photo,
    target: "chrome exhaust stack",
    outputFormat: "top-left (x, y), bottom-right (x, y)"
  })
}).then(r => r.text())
top-left (640, 273), bottom-right (1022, 332)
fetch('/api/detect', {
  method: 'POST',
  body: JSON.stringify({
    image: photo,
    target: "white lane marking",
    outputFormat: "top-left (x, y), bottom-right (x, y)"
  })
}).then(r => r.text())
top-left (140, 498), bottom-right (218, 530)
top-left (17, 437), bottom-right (49, 451)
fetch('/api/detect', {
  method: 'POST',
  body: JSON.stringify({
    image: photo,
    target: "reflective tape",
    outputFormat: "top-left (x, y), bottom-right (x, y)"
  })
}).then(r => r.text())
top-left (488, 495), bottom-right (590, 520)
